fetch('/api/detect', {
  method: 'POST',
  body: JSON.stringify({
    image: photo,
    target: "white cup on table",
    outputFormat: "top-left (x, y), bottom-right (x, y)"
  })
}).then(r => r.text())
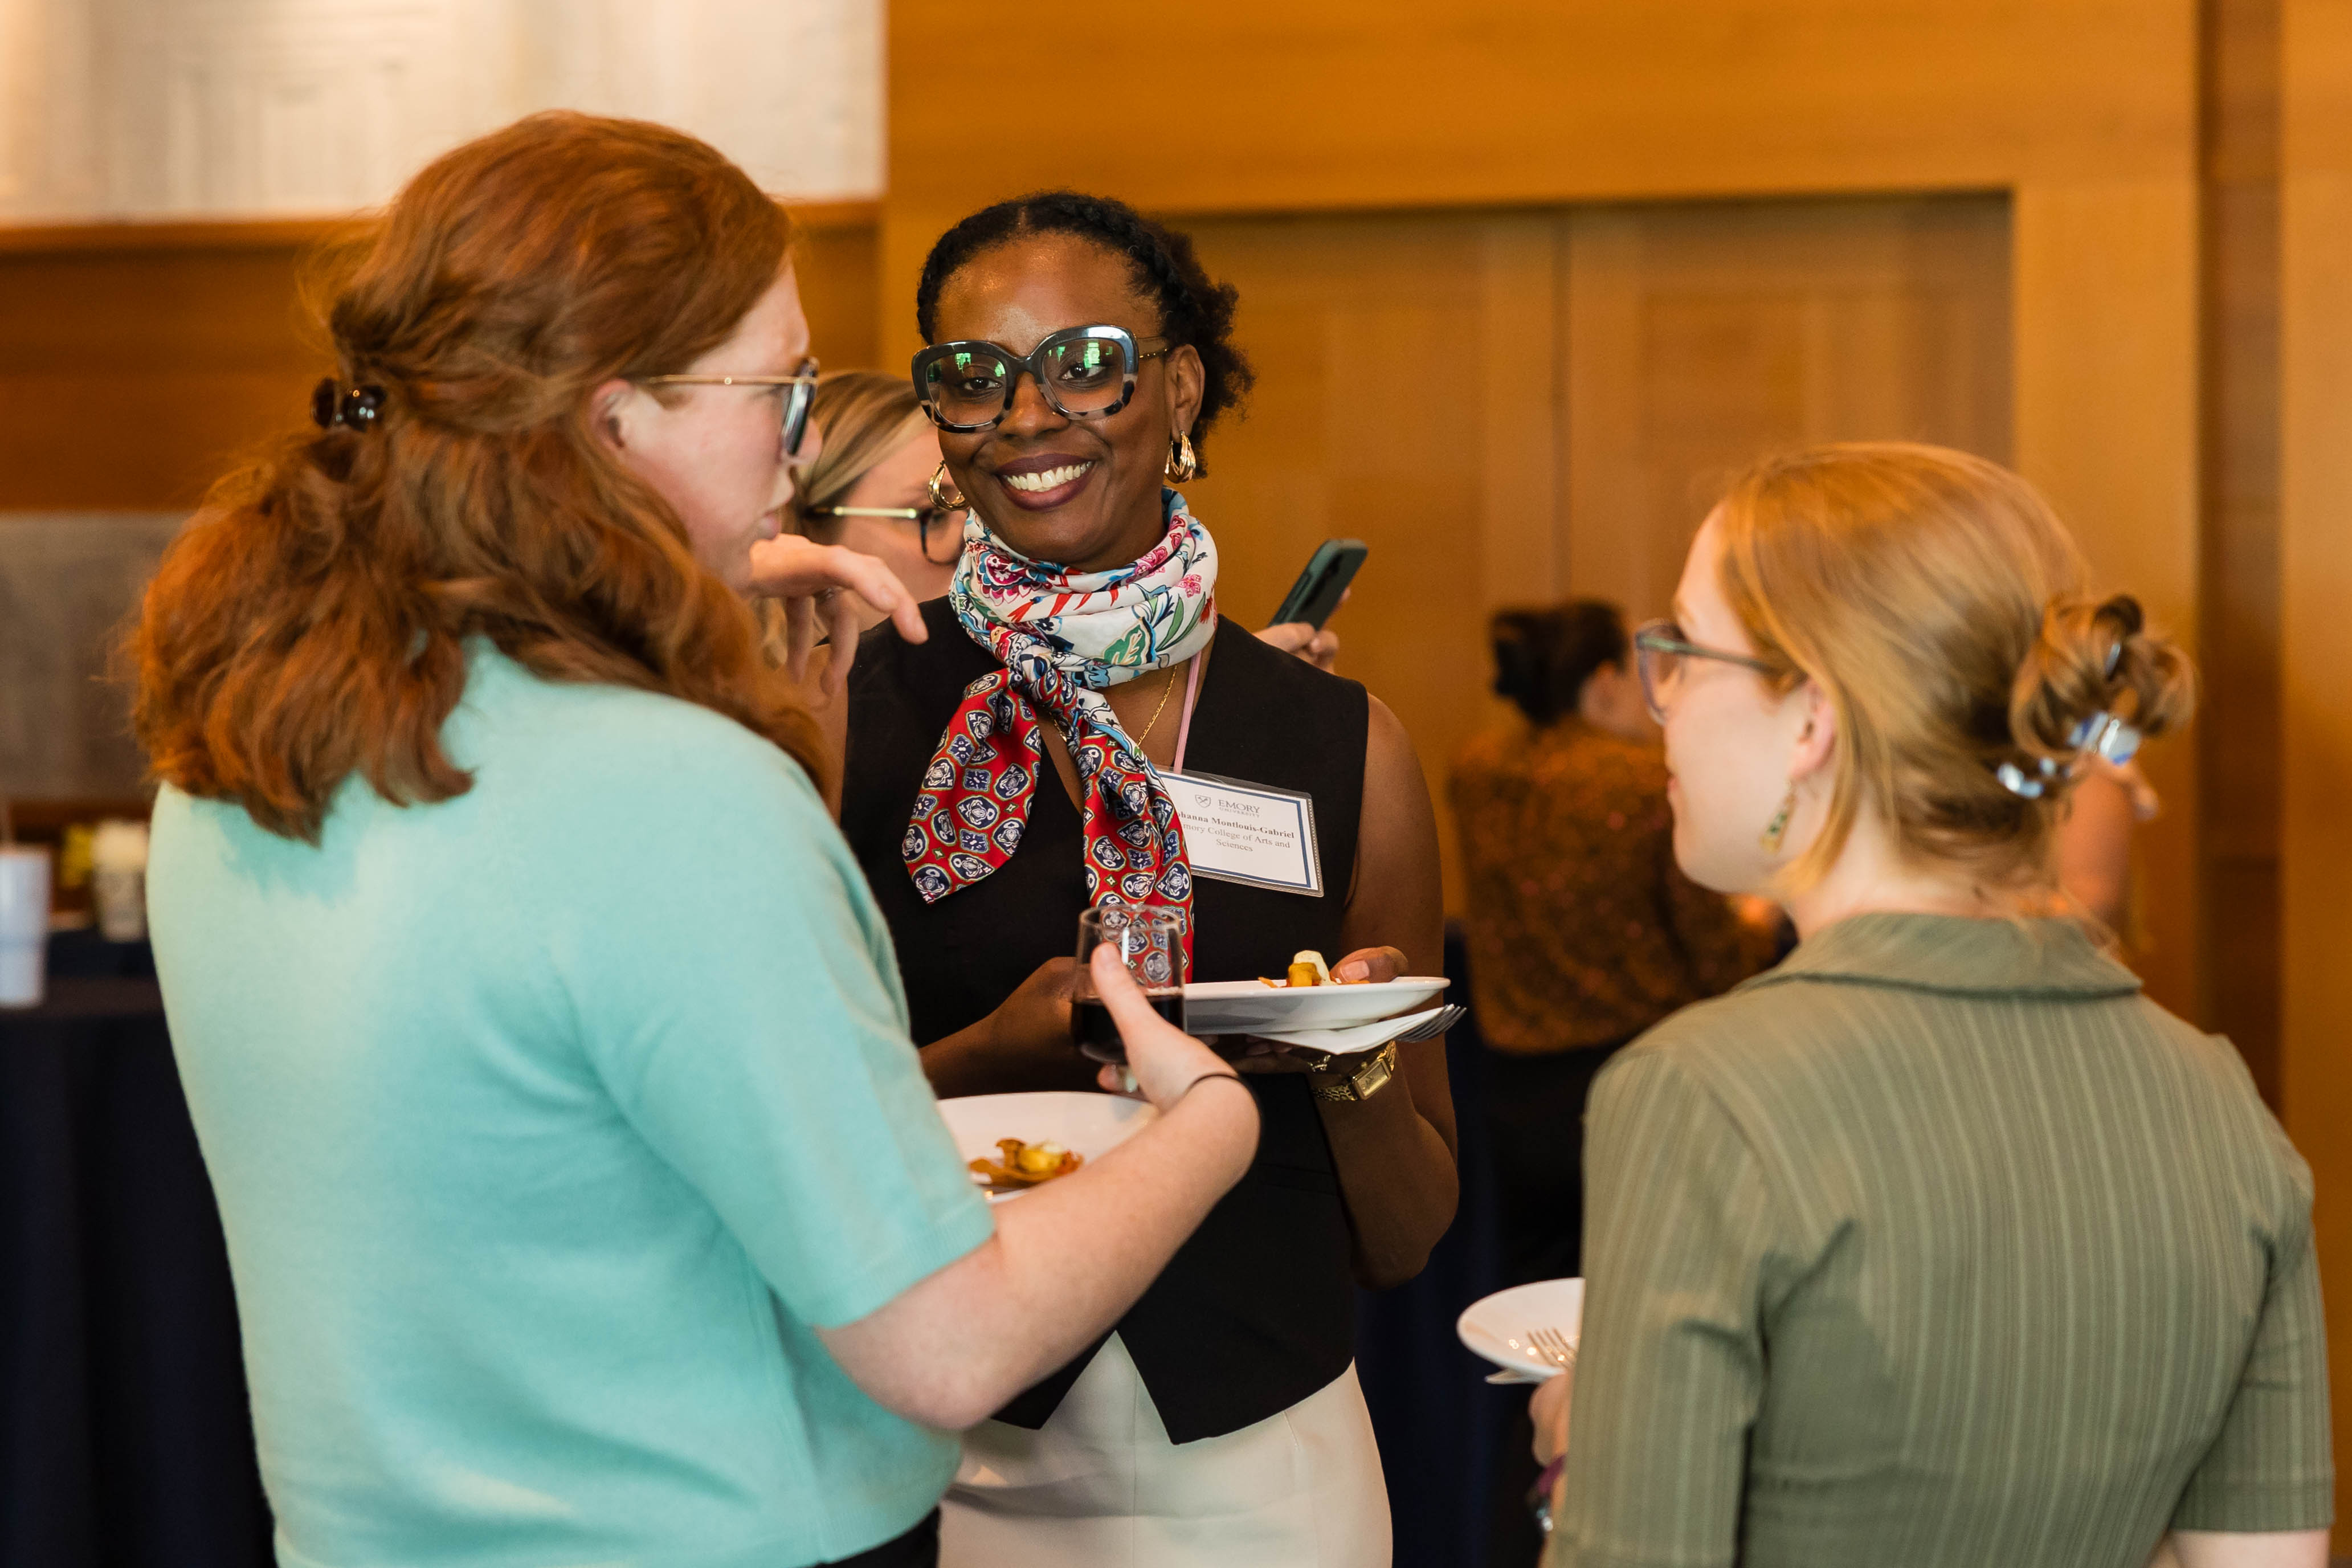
top-left (90, 819), bottom-right (150, 942)
top-left (0, 844), bottom-right (54, 1008)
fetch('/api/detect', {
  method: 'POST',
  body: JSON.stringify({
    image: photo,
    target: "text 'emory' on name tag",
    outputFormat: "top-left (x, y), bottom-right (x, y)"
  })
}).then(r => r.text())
top-left (1160, 769), bottom-right (1322, 896)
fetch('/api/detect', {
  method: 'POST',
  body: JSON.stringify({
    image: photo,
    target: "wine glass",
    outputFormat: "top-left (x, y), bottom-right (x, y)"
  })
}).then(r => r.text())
top-left (1068, 906), bottom-right (1187, 1064)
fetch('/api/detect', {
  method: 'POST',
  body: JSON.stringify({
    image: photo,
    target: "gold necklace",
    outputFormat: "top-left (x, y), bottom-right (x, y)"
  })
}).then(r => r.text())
top-left (1132, 663), bottom-right (1184, 748)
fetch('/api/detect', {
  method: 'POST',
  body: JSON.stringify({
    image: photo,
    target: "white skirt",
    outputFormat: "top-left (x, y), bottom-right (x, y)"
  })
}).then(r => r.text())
top-left (940, 1334), bottom-right (1391, 1568)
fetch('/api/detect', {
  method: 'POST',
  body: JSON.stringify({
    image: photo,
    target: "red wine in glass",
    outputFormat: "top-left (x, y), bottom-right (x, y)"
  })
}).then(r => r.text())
top-left (1071, 991), bottom-right (1187, 1064)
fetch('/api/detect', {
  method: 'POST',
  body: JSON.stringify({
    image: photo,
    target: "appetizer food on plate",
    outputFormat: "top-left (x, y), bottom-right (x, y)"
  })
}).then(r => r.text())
top-left (969, 1137), bottom-right (1084, 1191)
top-left (1260, 949), bottom-right (1359, 988)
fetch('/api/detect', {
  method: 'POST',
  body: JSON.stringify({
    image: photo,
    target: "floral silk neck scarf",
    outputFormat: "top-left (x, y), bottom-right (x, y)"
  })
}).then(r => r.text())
top-left (902, 491), bottom-right (1216, 963)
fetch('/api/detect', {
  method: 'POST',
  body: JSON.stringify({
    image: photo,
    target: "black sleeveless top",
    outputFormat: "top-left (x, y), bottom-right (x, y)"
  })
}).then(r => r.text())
top-left (842, 598), bottom-right (1369, 1443)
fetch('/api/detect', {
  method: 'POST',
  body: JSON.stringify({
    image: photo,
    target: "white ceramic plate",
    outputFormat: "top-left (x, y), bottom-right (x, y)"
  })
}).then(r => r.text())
top-left (1181, 976), bottom-right (1448, 1036)
top-left (935, 1091), bottom-right (1157, 1203)
top-left (1456, 1277), bottom-right (1585, 1379)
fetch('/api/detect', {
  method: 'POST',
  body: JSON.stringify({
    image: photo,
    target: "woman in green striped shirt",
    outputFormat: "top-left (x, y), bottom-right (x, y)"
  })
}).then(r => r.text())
top-left (1535, 443), bottom-right (2330, 1568)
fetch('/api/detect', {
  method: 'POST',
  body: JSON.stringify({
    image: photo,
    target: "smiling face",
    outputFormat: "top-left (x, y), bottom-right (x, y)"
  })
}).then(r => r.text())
top-left (928, 233), bottom-right (1203, 572)
top-left (1660, 512), bottom-right (1819, 893)
top-left (600, 266), bottom-right (818, 591)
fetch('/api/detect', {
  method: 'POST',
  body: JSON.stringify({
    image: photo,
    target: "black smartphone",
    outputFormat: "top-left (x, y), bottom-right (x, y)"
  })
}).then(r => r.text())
top-left (1267, 539), bottom-right (1369, 630)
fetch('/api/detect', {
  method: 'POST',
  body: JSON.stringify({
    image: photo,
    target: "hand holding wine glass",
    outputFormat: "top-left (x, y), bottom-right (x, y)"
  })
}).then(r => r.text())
top-left (1085, 944), bottom-right (1242, 1109)
top-left (1069, 906), bottom-right (1187, 1066)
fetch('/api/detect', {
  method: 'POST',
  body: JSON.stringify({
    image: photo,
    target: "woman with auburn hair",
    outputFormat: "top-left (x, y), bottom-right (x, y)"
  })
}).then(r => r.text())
top-left (1528, 443), bottom-right (2329, 1568)
top-left (133, 112), bottom-right (1259, 1568)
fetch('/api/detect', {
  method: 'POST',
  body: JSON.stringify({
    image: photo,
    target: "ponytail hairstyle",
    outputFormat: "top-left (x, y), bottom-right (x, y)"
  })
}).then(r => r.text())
top-left (1491, 600), bottom-right (1630, 727)
top-left (1709, 442), bottom-right (2195, 891)
top-left (913, 191), bottom-right (1253, 469)
top-left (133, 111), bottom-right (825, 842)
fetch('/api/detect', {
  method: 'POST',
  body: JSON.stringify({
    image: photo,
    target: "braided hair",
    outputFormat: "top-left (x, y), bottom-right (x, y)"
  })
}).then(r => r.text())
top-left (914, 191), bottom-right (1254, 464)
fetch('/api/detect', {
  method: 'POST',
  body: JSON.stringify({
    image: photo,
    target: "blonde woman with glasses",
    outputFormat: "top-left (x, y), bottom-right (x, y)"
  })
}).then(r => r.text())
top-left (790, 371), bottom-right (967, 621)
top-left (1532, 443), bottom-right (2328, 1568)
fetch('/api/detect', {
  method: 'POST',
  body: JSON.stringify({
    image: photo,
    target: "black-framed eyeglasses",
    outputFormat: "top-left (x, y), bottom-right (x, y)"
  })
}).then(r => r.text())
top-left (639, 357), bottom-right (820, 458)
top-left (911, 325), bottom-right (1168, 432)
top-left (1631, 619), bottom-right (1786, 722)
top-left (801, 505), bottom-right (967, 566)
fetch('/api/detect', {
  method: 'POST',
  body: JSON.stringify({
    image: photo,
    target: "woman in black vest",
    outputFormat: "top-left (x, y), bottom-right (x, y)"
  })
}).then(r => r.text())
top-left (839, 194), bottom-right (1457, 1566)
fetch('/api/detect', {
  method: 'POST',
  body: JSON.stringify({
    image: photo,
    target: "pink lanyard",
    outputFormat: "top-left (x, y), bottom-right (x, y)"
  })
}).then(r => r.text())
top-left (1168, 616), bottom-right (1212, 774)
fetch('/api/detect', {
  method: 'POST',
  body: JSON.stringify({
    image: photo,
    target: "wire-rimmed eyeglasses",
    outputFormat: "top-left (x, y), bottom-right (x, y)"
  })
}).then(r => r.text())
top-left (801, 505), bottom-right (967, 566)
top-left (1631, 619), bottom-right (1785, 721)
top-left (639, 357), bottom-right (819, 458)
top-left (912, 325), bottom-right (1167, 433)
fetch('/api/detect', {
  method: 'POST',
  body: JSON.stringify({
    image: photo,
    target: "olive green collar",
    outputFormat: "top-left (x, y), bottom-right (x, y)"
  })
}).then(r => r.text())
top-left (1740, 911), bottom-right (2142, 1001)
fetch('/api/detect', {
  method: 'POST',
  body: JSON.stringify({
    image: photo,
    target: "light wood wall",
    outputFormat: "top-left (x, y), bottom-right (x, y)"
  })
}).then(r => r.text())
top-left (2281, 0), bottom-right (2352, 1537)
top-left (0, 206), bottom-right (880, 513)
top-left (1176, 200), bottom-right (2015, 922)
top-left (1557, 197), bottom-right (2014, 622)
top-left (2203, 0), bottom-right (2286, 1106)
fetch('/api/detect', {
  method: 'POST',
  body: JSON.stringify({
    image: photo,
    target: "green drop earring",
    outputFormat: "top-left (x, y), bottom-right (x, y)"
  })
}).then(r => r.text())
top-left (1761, 784), bottom-right (1798, 853)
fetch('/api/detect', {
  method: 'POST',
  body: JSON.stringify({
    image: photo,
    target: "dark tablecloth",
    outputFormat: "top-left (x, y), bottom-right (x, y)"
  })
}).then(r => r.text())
top-left (0, 930), bottom-right (271, 1567)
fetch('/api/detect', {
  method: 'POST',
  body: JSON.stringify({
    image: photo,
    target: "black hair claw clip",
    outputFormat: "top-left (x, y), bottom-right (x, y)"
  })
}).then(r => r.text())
top-left (312, 378), bottom-right (387, 432)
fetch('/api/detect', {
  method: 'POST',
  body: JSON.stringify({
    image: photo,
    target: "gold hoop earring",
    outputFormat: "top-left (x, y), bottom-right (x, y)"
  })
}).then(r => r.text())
top-left (928, 460), bottom-right (967, 511)
top-left (1164, 431), bottom-right (1198, 483)
top-left (1760, 784), bottom-right (1798, 853)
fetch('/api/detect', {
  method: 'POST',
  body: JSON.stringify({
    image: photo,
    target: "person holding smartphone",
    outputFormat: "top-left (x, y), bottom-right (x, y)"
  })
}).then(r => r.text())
top-left (836, 191), bottom-right (1457, 1565)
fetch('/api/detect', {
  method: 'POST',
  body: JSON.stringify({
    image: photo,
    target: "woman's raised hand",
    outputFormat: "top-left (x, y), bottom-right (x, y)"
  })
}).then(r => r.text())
top-left (1088, 945), bottom-right (1243, 1108)
top-left (744, 534), bottom-right (929, 699)
top-left (1256, 620), bottom-right (1341, 673)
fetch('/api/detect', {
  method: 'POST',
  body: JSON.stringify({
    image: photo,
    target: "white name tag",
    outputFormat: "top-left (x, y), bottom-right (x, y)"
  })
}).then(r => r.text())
top-left (1161, 769), bottom-right (1322, 896)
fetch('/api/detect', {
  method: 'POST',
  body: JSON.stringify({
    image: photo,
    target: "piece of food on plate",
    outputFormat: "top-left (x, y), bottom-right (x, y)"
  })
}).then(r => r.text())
top-left (1261, 950), bottom-right (1365, 988)
top-left (969, 1137), bottom-right (1084, 1191)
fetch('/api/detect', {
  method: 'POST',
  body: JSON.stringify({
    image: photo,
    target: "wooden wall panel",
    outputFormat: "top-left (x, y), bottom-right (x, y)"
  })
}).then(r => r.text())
top-left (0, 234), bottom-right (326, 509)
top-left (2012, 181), bottom-right (2204, 1016)
top-left (888, 0), bottom-right (2193, 219)
top-left (2281, 0), bottom-right (2352, 1542)
top-left (1172, 214), bottom-right (1517, 913)
top-left (2200, 0), bottom-right (2285, 1105)
top-left (1168, 199), bottom-right (2014, 921)
top-left (0, 207), bottom-right (880, 512)
top-left (1559, 196), bottom-right (2013, 622)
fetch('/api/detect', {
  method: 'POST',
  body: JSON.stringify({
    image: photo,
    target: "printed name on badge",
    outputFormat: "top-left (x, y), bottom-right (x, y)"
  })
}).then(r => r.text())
top-left (1160, 770), bottom-right (1322, 896)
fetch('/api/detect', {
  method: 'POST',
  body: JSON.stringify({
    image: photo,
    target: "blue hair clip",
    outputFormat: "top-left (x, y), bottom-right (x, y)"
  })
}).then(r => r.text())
top-left (2068, 711), bottom-right (2142, 766)
top-left (1994, 756), bottom-right (2064, 799)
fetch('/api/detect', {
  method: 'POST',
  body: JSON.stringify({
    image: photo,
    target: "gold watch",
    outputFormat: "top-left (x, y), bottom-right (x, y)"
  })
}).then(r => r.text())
top-left (1313, 1040), bottom-right (1399, 1105)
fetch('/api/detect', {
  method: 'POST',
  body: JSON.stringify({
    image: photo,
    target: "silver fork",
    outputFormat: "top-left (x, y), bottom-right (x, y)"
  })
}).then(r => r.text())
top-left (1393, 1004), bottom-right (1467, 1043)
top-left (1528, 1325), bottom-right (1578, 1373)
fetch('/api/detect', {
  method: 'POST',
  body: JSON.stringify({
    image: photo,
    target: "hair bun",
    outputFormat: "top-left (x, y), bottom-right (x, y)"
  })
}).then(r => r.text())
top-left (2007, 591), bottom-right (2194, 778)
